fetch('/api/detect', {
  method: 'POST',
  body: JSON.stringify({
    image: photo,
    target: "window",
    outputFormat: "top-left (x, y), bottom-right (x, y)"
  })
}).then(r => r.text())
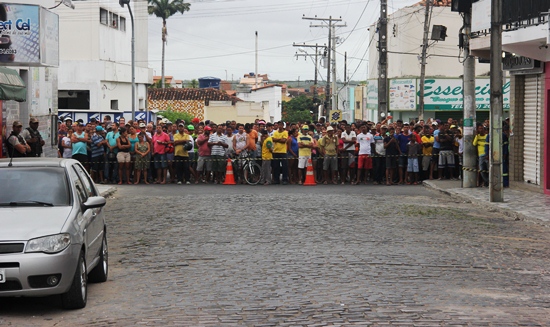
top-left (112, 13), bottom-right (118, 29)
top-left (100, 8), bottom-right (108, 25)
top-left (356, 101), bottom-right (360, 110)
top-left (58, 90), bottom-right (90, 110)
top-left (120, 17), bottom-right (126, 32)
top-left (73, 164), bottom-right (96, 198)
top-left (111, 100), bottom-right (119, 110)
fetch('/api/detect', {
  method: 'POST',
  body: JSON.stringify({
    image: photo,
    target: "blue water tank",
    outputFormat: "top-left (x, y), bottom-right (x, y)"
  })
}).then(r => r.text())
top-left (198, 77), bottom-right (221, 89)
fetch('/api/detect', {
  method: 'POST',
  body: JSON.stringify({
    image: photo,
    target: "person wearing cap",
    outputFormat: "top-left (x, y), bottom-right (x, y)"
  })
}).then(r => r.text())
top-left (71, 121), bottom-right (91, 168)
top-left (19, 117), bottom-right (45, 157)
top-left (297, 124), bottom-right (313, 184)
top-left (318, 126), bottom-right (339, 184)
top-left (208, 124), bottom-right (229, 184)
top-left (6, 121), bottom-right (30, 158)
top-left (196, 125), bottom-right (212, 183)
top-left (139, 122), bottom-right (146, 133)
top-left (173, 123), bottom-right (193, 185)
top-left (64, 116), bottom-right (73, 129)
top-left (90, 125), bottom-right (107, 183)
top-left (272, 121), bottom-right (289, 185)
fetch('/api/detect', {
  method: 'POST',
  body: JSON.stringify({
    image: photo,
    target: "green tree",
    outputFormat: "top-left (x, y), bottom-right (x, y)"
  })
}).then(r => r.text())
top-left (148, 0), bottom-right (191, 88)
top-left (188, 79), bottom-right (198, 88)
top-left (282, 95), bottom-right (315, 123)
top-left (159, 108), bottom-right (195, 125)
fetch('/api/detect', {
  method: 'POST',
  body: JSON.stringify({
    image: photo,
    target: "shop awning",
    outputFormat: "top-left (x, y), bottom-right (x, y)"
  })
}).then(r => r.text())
top-left (0, 67), bottom-right (26, 102)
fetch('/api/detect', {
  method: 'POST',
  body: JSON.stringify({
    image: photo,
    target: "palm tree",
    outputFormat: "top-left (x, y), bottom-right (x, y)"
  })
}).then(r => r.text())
top-left (148, 0), bottom-right (191, 88)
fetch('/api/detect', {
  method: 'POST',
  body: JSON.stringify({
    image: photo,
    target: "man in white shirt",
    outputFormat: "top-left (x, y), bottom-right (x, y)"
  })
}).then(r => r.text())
top-left (340, 124), bottom-right (357, 184)
top-left (356, 124), bottom-right (374, 185)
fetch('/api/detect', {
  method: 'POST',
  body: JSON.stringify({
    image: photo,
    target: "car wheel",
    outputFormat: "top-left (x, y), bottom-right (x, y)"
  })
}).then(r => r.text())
top-left (61, 251), bottom-right (87, 309)
top-left (88, 234), bottom-right (108, 283)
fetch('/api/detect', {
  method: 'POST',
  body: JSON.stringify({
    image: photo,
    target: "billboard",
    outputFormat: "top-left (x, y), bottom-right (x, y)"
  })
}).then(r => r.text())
top-left (0, 3), bottom-right (59, 66)
top-left (389, 79), bottom-right (416, 111)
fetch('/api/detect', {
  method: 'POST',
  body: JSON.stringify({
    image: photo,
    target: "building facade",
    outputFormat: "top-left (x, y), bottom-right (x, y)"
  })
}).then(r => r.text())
top-left (470, 0), bottom-right (549, 194)
top-left (367, 3), bottom-right (507, 123)
top-left (56, 0), bottom-right (152, 125)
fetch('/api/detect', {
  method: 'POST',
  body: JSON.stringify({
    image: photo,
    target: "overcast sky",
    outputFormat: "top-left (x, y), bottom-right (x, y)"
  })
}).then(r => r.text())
top-left (147, 0), bottom-right (420, 83)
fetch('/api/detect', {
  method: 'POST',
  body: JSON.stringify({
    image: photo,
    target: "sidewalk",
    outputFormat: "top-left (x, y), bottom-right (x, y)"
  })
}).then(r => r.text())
top-left (97, 185), bottom-right (117, 198)
top-left (423, 179), bottom-right (550, 225)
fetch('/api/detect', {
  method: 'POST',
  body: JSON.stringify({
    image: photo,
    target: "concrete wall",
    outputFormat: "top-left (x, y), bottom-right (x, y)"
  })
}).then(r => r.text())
top-left (205, 101), bottom-right (266, 124)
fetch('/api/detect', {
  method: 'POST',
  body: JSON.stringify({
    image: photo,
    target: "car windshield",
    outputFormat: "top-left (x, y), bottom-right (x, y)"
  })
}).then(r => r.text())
top-left (0, 167), bottom-right (71, 206)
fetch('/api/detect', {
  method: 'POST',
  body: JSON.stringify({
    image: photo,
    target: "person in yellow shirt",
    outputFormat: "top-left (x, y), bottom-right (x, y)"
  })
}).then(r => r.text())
top-left (272, 121), bottom-right (289, 184)
top-left (297, 125), bottom-right (313, 184)
top-left (173, 123), bottom-right (192, 184)
top-left (259, 130), bottom-right (273, 185)
top-left (420, 125), bottom-right (434, 180)
top-left (473, 123), bottom-right (489, 187)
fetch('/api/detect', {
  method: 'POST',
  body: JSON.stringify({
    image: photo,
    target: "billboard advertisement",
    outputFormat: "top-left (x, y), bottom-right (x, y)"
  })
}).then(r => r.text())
top-left (0, 3), bottom-right (59, 66)
top-left (389, 79), bottom-right (416, 111)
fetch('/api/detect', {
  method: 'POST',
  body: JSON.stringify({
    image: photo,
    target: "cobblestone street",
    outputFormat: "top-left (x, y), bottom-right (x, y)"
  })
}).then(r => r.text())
top-left (1, 185), bottom-right (550, 326)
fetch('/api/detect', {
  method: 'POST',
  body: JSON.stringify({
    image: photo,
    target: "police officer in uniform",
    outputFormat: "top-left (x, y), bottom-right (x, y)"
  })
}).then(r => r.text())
top-left (6, 120), bottom-right (30, 158)
top-left (20, 117), bottom-right (45, 157)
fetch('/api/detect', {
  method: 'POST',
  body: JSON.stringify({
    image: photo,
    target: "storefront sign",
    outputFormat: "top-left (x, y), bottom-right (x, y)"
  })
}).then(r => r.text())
top-left (0, 3), bottom-right (59, 66)
top-left (420, 78), bottom-right (510, 110)
top-left (389, 79), bottom-right (416, 111)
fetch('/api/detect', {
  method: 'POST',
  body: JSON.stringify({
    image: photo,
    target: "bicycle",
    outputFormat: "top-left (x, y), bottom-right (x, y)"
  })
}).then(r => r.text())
top-left (234, 151), bottom-right (262, 185)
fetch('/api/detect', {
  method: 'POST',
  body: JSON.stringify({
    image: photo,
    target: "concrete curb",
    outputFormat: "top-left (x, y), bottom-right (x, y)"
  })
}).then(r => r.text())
top-left (422, 180), bottom-right (524, 222)
top-left (99, 186), bottom-right (117, 198)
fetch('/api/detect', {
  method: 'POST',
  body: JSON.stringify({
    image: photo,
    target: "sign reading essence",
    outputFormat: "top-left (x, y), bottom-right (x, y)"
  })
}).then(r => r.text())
top-left (420, 78), bottom-right (510, 111)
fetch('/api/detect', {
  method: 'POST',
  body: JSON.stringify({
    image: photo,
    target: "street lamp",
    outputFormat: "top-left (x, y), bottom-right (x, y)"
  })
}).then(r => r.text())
top-left (119, 0), bottom-right (135, 120)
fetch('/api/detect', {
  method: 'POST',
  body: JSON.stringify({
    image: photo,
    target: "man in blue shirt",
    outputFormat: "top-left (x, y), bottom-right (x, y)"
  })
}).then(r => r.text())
top-left (395, 123), bottom-right (412, 184)
top-left (105, 123), bottom-right (120, 183)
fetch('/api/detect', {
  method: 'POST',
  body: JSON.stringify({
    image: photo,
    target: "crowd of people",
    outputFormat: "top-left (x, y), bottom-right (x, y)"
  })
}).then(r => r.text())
top-left (5, 114), bottom-right (509, 187)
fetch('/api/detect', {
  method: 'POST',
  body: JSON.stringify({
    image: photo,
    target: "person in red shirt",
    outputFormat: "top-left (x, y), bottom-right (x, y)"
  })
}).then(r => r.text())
top-left (196, 125), bottom-right (213, 183)
top-left (152, 125), bottom-right (170, 184)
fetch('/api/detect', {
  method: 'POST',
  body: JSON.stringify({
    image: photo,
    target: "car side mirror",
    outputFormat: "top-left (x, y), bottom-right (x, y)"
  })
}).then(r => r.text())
top-left (82, 196), bottom-right (106, 210)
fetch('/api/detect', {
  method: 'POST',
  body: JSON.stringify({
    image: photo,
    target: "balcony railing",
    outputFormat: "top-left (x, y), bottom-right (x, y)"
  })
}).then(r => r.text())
top-left (503, 0), bottom-right (550, 31)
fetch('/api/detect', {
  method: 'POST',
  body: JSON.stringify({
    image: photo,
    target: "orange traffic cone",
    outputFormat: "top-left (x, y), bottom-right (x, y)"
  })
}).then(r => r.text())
top-left (223, 158), bottom-right (236, 185)
top-left (303, 158), bottom-right (316, 186)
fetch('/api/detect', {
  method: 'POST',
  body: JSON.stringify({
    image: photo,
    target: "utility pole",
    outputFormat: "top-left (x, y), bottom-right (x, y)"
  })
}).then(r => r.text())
top-left (462, 5), bottom-right (477, 188)
top-left (255, 31), bottom-right (258, 89)
top-left (418, 0), bottom-right (432, 121)
top-left (293, 43), bottom-right (324, 119)
top-left (119, 0), bottom-right (135, 119)
top-left (331, 22), bottom-right (338, 113)
top-left (378, 0), bottom-right (388, 122)
top-left (489, 0), bottom-right (503, 202)
top-left (303, 15), bottom-right (346, 118)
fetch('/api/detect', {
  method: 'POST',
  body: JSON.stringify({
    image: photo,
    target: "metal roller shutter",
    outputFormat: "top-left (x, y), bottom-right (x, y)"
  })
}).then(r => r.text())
top-left (523, 74), bottom-right (542, 185)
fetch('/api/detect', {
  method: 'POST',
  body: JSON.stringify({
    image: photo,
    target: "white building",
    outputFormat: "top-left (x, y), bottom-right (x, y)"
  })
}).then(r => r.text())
top-left (56, 0), bottom-right (152, 123)
top-left (236, 84), bottom-right (282, 122)
top-left (366, 3), bottom-right (490, 122)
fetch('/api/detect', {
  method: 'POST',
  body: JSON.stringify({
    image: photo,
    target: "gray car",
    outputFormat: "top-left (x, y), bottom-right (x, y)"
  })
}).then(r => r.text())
top-left (0, 158), bottom-right (108, 309)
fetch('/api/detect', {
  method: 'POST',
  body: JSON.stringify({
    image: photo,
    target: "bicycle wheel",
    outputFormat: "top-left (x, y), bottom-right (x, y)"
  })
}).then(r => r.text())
top-left (244, 162), bottom-right (262, 185)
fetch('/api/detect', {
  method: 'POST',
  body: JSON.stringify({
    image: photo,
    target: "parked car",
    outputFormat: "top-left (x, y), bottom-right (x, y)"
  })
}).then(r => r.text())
top-left (0, 158), bottom-right (108, 309)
